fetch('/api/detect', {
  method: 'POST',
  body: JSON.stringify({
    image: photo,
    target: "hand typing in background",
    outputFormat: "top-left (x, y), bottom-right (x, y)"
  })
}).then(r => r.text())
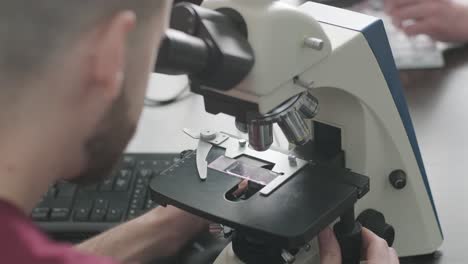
top-left (383, 0), bottom-right (468, 42)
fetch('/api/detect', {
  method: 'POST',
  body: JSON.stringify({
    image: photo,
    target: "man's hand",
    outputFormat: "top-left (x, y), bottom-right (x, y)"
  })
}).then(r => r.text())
top-left (77, 206), bottom-right (209, 264)
top-left (318, 227), bottom-right (399, 264)
top-left (384, 0), bottom-right (468, 42)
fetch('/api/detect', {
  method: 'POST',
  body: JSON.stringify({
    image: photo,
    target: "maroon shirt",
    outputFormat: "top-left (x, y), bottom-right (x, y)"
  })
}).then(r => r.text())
top-left (0, 200), bottom-right (117, 264)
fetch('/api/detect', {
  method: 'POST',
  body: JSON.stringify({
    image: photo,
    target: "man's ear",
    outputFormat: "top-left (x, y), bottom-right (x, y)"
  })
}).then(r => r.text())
top-left (88, 11), bottom-right (136, 101)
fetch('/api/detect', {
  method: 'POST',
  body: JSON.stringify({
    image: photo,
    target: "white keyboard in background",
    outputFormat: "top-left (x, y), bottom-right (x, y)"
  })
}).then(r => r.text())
top-left (351, 0), bottom-right (445, 69)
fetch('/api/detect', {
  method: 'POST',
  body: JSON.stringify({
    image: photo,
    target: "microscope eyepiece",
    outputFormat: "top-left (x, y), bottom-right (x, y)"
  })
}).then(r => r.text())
top-left (155, 29), bottom-right (210, 76)
top-left (154, 3), bottom-right (254, 91)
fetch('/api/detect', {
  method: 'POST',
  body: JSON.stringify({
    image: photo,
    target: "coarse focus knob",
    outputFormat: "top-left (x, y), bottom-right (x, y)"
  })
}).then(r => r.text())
top-left (357, 209), bottom-right (395, 247)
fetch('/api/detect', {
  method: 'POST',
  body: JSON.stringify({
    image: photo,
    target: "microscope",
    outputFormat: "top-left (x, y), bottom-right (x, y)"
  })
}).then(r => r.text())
top-left (151, 1), bottom-right (443, 263)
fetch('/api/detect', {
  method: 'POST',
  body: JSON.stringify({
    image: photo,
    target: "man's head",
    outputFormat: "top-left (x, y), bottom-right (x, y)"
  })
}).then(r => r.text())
top-left (0, 1), bottom-right (172, 184)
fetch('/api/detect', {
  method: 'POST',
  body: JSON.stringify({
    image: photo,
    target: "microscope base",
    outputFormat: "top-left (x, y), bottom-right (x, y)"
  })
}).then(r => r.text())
top-left (213, 241), bottom-right (320, 264)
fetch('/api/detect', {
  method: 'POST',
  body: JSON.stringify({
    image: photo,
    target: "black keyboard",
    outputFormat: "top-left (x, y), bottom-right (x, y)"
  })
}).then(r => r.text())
top-left (32, 153), bottom-right (183, 241)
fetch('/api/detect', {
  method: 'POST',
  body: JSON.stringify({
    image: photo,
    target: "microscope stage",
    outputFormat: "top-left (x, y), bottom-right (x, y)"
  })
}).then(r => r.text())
top-left (150, 146), bottom-right (369, 248)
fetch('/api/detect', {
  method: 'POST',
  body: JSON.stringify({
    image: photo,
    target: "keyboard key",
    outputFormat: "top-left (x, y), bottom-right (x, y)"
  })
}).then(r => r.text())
top-left (90, 208), bottom-right (107, 221)
top-left (130, 197), bottom-right (145, 209)
top-left (127, 209), bottom-right (137, 218)
top-left (145, 199), bottom-right (158, 210)
top-left (132, 187), bottom-right (147, 198)
top-left (137, 174), bottom-right (151, 184)
top-left (100, 178), bottom-right (114, 191)
top-left (122, 156), bottom-right (136, 168)
top-left (106, 209), bottom-right (122, 222)
top-left (74, 208), bottom-right (91, 222)
top-left (114, 178), bottom-right (130, 191)
top-left (118, 169), bottom-right (132, 179)
top-left (137, 169), bottom-right (152, 179)
top-left (138, 160), bottom-right (159, 167)
top-left (135, 183), bottom-right (146, 190)
top-left (135, 178), bottom-right (146, 185)
top-left (75, 199), bottom-right (93, 208)
top-left (129, 203), bottom-right (140, 210)
top-left (46, 187), bottom-right (57, 198)
top-left (50, 208), bottom-right (70, 221)
top-left (94, 199), bottom-right (108, 209)
top-left (82, 184), bottom-right (98, 191)
top-left (56, 183), bottom-right (77, 197)
top-left (131, 195), bottom-right (145, 203)
top-left (32, 208), bottom-right (50, 221)
top-left (132, 194), bottom-right (145, 202)
top-left (127, 209), bottom-right (143, 220)
top-left (138, 184), bottom-right (148, 192)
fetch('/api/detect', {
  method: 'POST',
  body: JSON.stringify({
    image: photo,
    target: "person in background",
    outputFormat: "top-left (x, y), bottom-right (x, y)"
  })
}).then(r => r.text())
top-left (384, 0), bottom-right (468, 42)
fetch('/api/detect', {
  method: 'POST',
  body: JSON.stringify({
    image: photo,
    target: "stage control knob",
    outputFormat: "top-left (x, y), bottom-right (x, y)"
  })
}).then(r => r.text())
top-left (357, 209), bottom-right (395, 247)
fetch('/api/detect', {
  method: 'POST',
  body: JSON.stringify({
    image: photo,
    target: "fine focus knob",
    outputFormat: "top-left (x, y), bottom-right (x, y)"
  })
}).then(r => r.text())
top-left (389, 170), bottom-right (407, 190)
top-left (357, 209), bottom-right (395, 247)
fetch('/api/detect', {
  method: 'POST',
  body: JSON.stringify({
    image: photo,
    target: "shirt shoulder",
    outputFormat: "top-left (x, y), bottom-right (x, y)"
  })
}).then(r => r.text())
top-left (0, 199), bottom-right (118, 264)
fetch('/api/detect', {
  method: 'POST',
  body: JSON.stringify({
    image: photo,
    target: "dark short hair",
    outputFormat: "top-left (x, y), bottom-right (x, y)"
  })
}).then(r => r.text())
top-left (0, 0), bottom-right (165, 85)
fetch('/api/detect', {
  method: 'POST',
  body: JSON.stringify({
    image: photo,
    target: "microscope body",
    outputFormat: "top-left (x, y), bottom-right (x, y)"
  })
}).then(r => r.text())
top-left (298, 4), bottom-right (443, 256)
top-left (153, 1), bottom-right (443, 262)
top-left (200, 0), bottom-right (443, 258)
